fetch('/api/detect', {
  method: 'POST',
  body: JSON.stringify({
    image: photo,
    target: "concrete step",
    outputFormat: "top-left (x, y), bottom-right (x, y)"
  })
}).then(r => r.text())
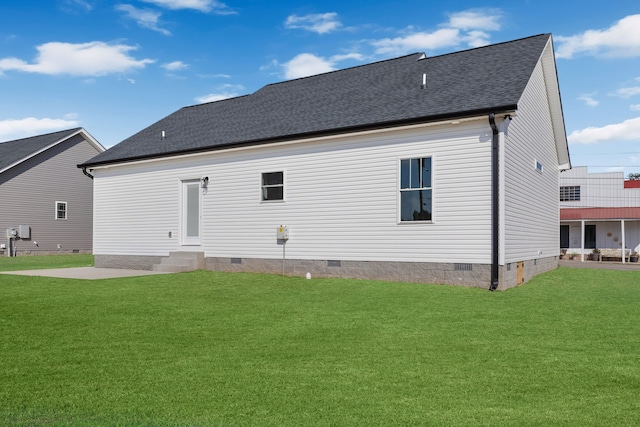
top-left (152, 251), bottom-right (204, 273)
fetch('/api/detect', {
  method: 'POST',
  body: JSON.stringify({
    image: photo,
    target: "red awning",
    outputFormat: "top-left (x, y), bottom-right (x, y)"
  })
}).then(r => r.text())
top-left (624, 180), bottom-right (640, 189)
top-left (561, 207), bottom-right (640, 220)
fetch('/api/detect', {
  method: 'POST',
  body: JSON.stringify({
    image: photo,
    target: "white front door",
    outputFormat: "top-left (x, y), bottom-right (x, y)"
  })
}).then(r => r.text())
top-left (181, 180), bottom-right (201, 246)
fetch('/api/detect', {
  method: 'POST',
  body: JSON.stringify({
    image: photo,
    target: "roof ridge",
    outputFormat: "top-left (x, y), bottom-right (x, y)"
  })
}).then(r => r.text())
top-left (0, 127), bottom-right (82, 145)
top-left (260, 52), bottom-right (425, 88)
top-left (180, 53), bottom-right (424, 110)
top-left (82, 33), bottom-right (557, 168)
top-left (182, 93), bottom-right (253, 110)
top-left (428, 33), bottom-right (550, 60)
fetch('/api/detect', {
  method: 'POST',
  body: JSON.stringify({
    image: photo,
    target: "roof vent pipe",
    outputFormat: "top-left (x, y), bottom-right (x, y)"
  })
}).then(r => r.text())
top-left (161, 130), bottom-right (166, 139)
top-left (421, 73), bottom-right (426, 89)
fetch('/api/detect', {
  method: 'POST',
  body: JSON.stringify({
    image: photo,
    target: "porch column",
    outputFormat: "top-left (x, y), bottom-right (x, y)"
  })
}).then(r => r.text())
top-left (581, 220), bottom-right (585, 262)
top-left (622, 219), bottom-right (626, 264)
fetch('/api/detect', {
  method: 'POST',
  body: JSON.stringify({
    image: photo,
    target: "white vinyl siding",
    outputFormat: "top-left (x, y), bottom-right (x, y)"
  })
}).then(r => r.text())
top-left (92, 120), bottom-right (494, 263)
top-left (502, 45), bottom-right (561, 263)
top-left (560, 167), bottom-right (640, 208)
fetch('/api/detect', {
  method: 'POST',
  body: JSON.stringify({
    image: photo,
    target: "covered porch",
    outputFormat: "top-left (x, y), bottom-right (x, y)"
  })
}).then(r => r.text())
top-left (560, 207), bottom-right (640, 263)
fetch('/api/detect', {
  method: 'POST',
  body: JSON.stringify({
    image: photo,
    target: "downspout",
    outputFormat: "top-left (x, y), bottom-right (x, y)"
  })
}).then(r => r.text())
top-left (81, 166), bottom-right (94, 180)
top-left (488, 113), bottom-right (499, 291)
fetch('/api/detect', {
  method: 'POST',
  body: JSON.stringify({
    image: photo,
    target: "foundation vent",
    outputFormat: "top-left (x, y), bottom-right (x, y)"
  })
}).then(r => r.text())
top-left (454, 263), bottom-right (473, 271)
top-left (231, 258), bottom-right (242, 264)
top-left (327, 260), bottom-right (342, 267)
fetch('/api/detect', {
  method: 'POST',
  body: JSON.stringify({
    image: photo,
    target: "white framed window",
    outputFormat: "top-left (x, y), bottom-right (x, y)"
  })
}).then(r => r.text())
top-left (535, 160), bottom-right (544, 173)
top-left (560, 186), bottom-right (580, 202)
top-left (261, 171), bottom-right (284, 201)
top-left (399, 157), bottom-right (432, 222)
top-left (55, 201), bottom-right (67, 220)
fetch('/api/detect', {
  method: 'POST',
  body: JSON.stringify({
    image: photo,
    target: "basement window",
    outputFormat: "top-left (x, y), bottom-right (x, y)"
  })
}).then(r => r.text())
top-left (261, 171), bottom-right (284, 201)
top-left (56, 201), bottom-right (67, 220)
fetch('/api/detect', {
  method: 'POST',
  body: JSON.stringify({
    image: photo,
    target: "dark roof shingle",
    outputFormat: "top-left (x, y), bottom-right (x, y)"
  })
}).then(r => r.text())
top-left (0, 128), bottom-right (82, 172)
top-left (83, 34), bottom-right (551, 167)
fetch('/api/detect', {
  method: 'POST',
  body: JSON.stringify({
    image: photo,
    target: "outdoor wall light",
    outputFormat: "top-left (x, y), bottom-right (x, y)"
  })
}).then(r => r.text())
top-left (201, 176), bottom-right (209, 188)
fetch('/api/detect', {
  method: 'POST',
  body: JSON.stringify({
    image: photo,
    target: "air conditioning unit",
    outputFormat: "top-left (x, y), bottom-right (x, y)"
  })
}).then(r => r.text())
top-left (19, 225), bottom-right (30, 239)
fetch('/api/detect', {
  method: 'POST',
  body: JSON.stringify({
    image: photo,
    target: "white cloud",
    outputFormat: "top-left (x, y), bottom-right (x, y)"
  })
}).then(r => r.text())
top-left (195, 84), bottom-right (244, 103)
top-left (555, 14), bottom-right (640, 59)
top-left (330, 53), bottom-right (365, 62)
top-left (462, 30), bottom-right (491, 48)
top-left (578, 94), bottom-right (599, 107)
top-left (0, 41), bottom-right (155, 76)
top-left (195, 92), bottom-right (238, 103)
top-left (631, 104), bottom-right (640, 111)
top-left (63, 0), bottom-right (93, 12)
top-left (283, 53), bottom-right (335, 79)
top-left (140, 0), bottom-right (235, 14)
top-left (282, 53), bottom-right (364, 79)
top-left (568, 116), bottom-right (640, 144)
top-left (259, 59), bottom-right (279, 72)
top-left (371, 9), bottom-right (501, 56)
top-left (611, 86), bottom-right (640, 98)
top-left (162, 60), bottom-right (189, 71)
top-left (372, 28), bottom-right (461, 55)
top-left (446, 9), bottom-right (501, 31)
top-left (0, 117), bottom-right (80, 141)
top-left (116, 4), bottom-right (171, 35)
top-left (282, 52), bottom-right (364, 79)
top-left (285, 12), bottom-right (341, 34)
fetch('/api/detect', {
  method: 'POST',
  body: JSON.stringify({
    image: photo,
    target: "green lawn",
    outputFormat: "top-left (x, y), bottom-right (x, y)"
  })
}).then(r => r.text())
top-left (0, 257), bottom-right (639, 426)
top-left (0, 254), bottom-right (93, 271)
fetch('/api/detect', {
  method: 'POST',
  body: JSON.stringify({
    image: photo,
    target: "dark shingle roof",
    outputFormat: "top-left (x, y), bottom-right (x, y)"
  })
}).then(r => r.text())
top-left (0, 128), bottom-right (83, 172)
top-left (83, 34), bottom-right (551, 167)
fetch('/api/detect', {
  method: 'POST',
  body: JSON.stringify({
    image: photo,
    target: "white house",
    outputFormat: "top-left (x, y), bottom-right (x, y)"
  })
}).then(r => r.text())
top-left (560, 166), bottom-right (640, 262)
top-left (80, 34), bottom-right (570, 290)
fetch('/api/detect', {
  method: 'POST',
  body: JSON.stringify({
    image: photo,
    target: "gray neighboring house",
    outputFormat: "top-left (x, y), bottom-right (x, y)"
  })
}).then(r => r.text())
top-left (81, 34), bottom-right (570, 290)
top-left (1, 128), bottom-right (105, 255)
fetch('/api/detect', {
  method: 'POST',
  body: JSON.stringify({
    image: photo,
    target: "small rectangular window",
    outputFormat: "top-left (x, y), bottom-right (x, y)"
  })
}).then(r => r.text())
top-left (535, 160), bottom-right (543, 173)
top-left (400, 157), bottom-right (432, 222)
top-left (262, 171), bottom-right (284, 201)
top-left (560, 186), bottom-right (580, 201)
top-left (56, 201), bottom-right (67, 220)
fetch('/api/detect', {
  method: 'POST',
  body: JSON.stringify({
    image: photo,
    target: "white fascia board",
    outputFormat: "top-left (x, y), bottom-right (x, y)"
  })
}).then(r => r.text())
top-left (541, 37), bottom-right (571, 170)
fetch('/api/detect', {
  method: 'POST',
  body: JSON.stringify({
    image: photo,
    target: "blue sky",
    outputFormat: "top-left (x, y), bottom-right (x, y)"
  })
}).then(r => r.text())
top-left (1, 0), bottom-right (639, 176)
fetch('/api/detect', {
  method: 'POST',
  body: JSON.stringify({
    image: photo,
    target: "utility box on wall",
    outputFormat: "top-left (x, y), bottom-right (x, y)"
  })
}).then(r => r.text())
top-left (277, 225), bottom-right (289, 240)
top-left (18, 225), bottom-right (30, 239)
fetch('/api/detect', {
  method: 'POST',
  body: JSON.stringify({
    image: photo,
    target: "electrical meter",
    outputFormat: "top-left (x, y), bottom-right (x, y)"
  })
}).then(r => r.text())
top-left (277, 225), bottom-right (289, 240)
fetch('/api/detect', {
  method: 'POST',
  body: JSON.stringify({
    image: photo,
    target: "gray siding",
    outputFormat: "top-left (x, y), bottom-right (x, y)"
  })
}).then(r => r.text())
top-left (0, 134), bottom-right (100, 254)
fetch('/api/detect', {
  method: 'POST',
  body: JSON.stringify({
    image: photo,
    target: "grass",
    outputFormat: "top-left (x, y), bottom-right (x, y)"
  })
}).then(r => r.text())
top-left (0, 254), bottom-right (93, 271)
top-left (1, 257), bottom-right (639, 426)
